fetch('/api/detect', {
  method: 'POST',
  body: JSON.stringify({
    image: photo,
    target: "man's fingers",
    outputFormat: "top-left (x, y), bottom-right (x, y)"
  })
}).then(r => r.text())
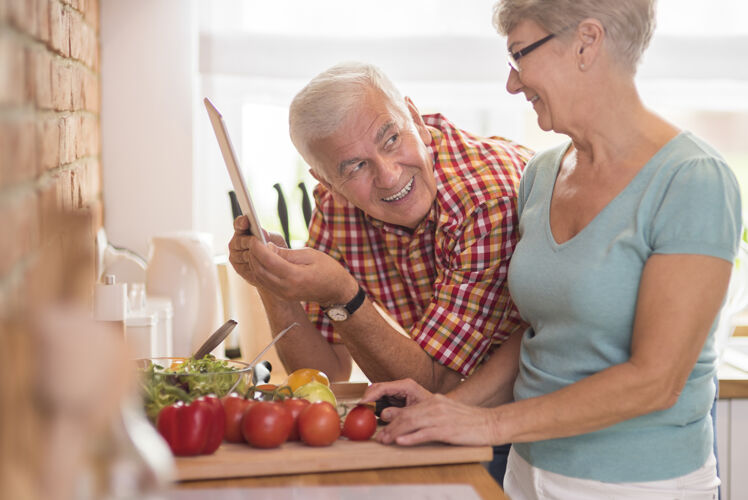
top-left (361, 378), bottom-right (427, 404)
top-left (233, 215), bottom-right (249, 231)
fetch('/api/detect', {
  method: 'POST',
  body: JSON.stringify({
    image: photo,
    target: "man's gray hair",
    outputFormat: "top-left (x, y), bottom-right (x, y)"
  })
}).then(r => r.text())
top-left (493, 0), bottom-right (657, 74)
top-left (289, 62), bottom-right (408, 170)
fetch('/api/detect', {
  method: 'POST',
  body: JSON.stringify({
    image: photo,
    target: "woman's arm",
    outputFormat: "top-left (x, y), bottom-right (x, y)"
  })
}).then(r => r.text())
top-left (376, 253), bottom-right (732, 446)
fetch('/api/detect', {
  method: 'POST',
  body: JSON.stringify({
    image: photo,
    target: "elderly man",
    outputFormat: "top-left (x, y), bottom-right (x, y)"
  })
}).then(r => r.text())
top-left (229, 62), bottom-right (530, 394)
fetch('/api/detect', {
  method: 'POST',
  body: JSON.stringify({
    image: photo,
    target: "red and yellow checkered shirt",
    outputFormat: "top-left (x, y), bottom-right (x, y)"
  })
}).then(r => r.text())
top-left (304, 114), bottom-right (532, 376)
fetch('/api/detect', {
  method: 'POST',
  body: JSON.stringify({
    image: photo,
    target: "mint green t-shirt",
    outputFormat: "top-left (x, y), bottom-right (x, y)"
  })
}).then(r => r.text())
top-left (507, 132), bottom-right (742, 482)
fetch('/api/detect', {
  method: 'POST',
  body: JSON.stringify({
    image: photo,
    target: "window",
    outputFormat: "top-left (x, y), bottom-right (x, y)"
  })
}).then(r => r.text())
top-left (196, 0), bottom-right (748, 250)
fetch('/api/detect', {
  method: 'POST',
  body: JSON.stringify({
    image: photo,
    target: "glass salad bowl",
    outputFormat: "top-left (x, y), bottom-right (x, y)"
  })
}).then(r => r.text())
top-left (136, 356), bottom-right (252, 422)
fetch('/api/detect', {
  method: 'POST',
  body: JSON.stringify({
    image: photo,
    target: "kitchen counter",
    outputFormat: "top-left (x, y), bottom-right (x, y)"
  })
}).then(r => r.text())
top-left (177, 463), bottom-right (508, 500)
top-left (719, 335), bottom-right (748, 399)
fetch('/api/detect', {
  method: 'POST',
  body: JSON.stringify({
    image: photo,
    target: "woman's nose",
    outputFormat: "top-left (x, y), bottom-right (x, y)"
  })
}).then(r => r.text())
top-left (506, 66), bottom-right (522, 95)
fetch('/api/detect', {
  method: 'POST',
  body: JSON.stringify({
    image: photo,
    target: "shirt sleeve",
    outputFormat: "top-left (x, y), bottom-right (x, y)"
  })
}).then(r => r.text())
top-left (651, 157), bottom-right (742, 263)
top-left (410, 196), bottom-right (527, 376)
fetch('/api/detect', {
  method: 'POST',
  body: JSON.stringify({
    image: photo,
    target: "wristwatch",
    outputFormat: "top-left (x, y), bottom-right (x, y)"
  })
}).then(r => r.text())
top-left (323, 285), bottom-right (366, 322)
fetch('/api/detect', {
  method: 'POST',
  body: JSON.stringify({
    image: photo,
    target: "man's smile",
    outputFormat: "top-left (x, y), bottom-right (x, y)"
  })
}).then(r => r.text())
top-left (381, 176), bottom-right (415, 202)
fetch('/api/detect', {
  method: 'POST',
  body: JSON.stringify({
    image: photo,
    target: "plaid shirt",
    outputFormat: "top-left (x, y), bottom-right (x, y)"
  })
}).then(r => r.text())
top-left (304, 114), bottom-right (532, 376)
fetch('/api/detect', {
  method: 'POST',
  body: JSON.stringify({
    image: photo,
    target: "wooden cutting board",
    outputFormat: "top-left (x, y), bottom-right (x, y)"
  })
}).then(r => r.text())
top-left (175, 440), bottom-right (493, 481)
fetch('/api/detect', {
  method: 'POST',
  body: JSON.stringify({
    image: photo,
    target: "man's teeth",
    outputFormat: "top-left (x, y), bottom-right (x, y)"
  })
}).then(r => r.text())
top-left (382, 177), bottom-right (414, 202)
top-left (530, 95), bottom-right (539, 103)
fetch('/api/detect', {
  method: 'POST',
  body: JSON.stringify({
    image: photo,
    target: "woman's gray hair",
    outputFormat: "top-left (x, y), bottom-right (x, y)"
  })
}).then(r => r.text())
top-left (289, 62), bottom-right (408, 170)
top-left (493, 0), bottom-right (657, 74)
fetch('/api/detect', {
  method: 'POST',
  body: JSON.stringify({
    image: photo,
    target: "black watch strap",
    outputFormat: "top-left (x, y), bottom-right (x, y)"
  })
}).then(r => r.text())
top-left (344, 285), bottom-right (366, 316)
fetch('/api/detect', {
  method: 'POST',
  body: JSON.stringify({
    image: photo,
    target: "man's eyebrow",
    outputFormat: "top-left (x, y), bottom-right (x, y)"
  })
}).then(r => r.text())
top-left (375, 120), bottom-right (395, 144)
top-left (338, 157), bottom-right (363, 176)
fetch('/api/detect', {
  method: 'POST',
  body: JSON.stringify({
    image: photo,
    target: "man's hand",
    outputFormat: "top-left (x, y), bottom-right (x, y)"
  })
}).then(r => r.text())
top-left (361, 378), bottom-right (434, 409)
top-left (228, 215), bottom-right (358, 306)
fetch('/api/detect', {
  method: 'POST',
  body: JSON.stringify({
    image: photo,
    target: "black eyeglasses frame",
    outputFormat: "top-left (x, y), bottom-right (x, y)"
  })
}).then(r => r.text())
top-left (508, 33), bottom-right (556, 71)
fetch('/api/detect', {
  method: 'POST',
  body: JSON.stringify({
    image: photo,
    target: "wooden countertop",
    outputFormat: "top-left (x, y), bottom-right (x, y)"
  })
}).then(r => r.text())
top-left (719, 363), bottom-right (748, 399)
top-left (177, 462), bottom-right (508, 500)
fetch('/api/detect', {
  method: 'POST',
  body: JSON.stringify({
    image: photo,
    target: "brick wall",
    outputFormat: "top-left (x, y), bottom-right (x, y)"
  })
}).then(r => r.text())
top-left (0, 0), bottom-right (101, 316)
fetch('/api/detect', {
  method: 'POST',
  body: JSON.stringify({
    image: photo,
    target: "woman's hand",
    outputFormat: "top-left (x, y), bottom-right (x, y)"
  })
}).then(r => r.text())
top-left (362, 378), bottom-right (502, 447)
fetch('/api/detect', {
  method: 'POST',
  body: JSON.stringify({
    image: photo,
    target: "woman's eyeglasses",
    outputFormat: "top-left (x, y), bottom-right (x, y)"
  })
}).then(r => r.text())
top-left (507, 33), bottom-right (555, 72)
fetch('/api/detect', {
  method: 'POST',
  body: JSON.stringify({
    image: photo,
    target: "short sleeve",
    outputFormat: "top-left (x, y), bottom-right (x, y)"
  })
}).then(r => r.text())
top-left (651, 158), bottom-right (742, 263)
top-left (410, 197), bottom-right (526, 376)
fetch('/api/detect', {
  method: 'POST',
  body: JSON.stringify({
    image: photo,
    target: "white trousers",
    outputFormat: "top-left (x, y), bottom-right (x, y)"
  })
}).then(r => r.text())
top-left (503, 447), bottom-right (719, 500)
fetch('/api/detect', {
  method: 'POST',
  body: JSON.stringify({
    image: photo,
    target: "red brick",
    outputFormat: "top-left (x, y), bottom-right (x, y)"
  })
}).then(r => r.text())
top-left (0, 34), bottom-right (26, 106)
top-left (38, 177), bottom-right (59, 233)
top-left (0, 190), bottom-right (39, 278)
top-left (71, 65), bottom-right (83, 109)
top-left (9, 0), bottom-right (38, 37)
top-left (69, 9), bottom-right (82, 62)
top-left (0, 121), bottom-right (11, 187)
top-left (75, 113), bottom-right (85, 158)
top-left (33, 48), bottom-right (53, 109)
top-left (85, 72), bottom-right (98, 113)
top-left (49, 0), bottom-right (70, 57)
top-left (51, 59), bottom-right (72, 111)
top-left (82, 23), bottom-right (98, 71)
top-left (83, 0), bottom-right (97, 31)
top-left (37, 0), bottom-right (50, 43)
top-left (37, 117), bottom-right (61, 170)
top-left (19, 119), bottom-right (39, 180)
top-left (55, 169), bottom-right (71, 210)
top-left (0, 119), bottom-right (38, 185)
top-left (59, 114), bottom-right (76, 163)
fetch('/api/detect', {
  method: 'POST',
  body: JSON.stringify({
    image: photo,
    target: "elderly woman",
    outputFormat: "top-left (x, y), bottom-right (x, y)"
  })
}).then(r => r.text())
top-left (362, 0), bottom-right (741, 497)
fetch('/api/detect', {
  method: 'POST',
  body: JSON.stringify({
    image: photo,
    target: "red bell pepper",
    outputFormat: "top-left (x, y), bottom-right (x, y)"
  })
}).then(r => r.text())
top-left (195, 395), bottom-right (225, 454)
top-left (156, 395), bottom-right (225, 456)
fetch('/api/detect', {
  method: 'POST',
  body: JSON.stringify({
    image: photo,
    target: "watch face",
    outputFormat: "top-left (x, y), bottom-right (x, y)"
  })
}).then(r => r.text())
top-left (326, 306), bottom-right (348, 322)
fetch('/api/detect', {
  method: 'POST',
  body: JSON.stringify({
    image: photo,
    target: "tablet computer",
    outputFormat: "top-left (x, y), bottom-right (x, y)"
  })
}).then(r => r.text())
top-left (204, 97), bottom-right (266, 244)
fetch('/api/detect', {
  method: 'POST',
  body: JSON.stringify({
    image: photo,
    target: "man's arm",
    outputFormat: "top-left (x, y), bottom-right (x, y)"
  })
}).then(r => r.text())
top-left (230, 215), bottom-right (460, 389)
top-left (229, 216), bottom-right (351, 381)
top-left (243, 234), bottom-right (464, 392)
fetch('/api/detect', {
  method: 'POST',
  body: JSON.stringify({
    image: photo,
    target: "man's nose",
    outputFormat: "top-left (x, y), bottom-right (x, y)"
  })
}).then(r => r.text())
top-left (506, 66), bottom-right (522, 95)
top-left (374, 160), bottom-right (402, 188)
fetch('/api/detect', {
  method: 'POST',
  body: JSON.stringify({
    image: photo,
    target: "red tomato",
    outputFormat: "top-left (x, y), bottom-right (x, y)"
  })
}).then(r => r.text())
top-left (242, 401), bottom-right (293, 448)
top-left (221, 393), bottom-right (254, 443)
top-left (194, 395), bottom-right (225, 454)
top-left (298, 401), bottom-right (340, 446)
top-left (342, 405), bottom-right (377, 441)
top-left (282, 398), bottom-right (310, 441)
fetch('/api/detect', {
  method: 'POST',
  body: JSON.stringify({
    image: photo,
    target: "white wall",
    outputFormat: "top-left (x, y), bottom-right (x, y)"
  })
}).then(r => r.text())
top-left (100, 0), bottom-right (198, 258)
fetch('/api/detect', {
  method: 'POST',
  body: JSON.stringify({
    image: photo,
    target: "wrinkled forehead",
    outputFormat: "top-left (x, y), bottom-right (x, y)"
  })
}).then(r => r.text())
top-left (311, 92), bottom-right (411, 177)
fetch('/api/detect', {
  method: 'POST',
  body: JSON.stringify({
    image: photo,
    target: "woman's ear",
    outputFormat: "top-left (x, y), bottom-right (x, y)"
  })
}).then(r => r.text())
top-left (405, 96), bottom-right (432, 145)
top-left (575, 18), bottom-right (605, 70)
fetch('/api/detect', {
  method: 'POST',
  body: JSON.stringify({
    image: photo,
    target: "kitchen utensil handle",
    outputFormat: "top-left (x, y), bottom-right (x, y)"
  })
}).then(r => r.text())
top-left (299, 181), bottom-right (312, 229)
top-left (247, 322), bottom-right (299, 370)
top-left (193, 319), bottom-right (238, 360)
top-left (228, 190), bottom-right (242, 219)
top-left (273, 183), bottom-right (291, 247)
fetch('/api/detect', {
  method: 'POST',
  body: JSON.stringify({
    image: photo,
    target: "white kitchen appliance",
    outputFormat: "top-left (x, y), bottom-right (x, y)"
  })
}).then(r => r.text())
top-left (145, 232), bottom-right (222, 358)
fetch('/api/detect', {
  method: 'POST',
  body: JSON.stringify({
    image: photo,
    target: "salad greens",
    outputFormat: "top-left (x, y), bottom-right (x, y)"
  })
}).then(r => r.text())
top-left (139, 355), bottom-right (248, 422)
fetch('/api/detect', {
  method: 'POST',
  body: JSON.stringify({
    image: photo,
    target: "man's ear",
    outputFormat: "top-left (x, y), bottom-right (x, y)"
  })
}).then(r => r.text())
top-left (405, 96), bottom-right (432, 145)
top-left (309, 167), bottom-right (330, 190)
top-left (309, 168), bottom-right (348, 204)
